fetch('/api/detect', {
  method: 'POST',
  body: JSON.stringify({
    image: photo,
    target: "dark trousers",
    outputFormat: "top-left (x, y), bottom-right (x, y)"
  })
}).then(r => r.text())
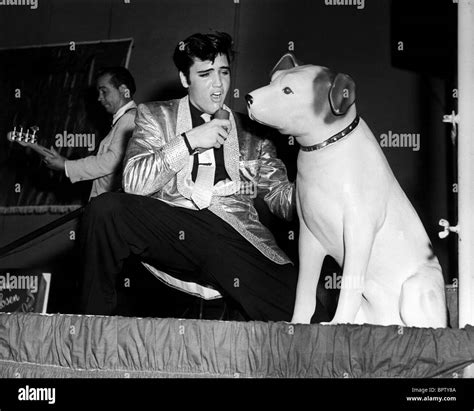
top-left (79, 192), bottom-right (328, 322)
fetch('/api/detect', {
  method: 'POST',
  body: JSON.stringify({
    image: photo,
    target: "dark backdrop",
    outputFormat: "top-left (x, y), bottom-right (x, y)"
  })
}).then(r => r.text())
top-left (0, 39), bottom-right (133, 209)
top-left (0, 0), bottom-right (457, 316)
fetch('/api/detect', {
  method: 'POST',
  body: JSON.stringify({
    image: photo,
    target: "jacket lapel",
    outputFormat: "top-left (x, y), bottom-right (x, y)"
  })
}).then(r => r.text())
top-left (175, 96), bottom-right (194, 199)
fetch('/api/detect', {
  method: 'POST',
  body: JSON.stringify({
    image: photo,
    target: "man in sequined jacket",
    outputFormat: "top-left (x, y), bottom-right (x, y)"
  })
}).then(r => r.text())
top-left (78, 32), bottom-right (328, 322)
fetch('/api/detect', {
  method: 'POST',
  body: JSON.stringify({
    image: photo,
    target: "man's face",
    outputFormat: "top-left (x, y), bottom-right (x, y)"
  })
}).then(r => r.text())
top-left (180, 53), bottom-right (231, 115)
top-left (97, 74), bottom-right (126, 114)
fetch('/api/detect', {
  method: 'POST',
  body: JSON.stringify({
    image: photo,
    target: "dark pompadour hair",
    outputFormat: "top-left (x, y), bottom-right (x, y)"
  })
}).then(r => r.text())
top-left (173, 32), bottom-right (234, 81)
top-left (96, 66), bottom-right (136, 96)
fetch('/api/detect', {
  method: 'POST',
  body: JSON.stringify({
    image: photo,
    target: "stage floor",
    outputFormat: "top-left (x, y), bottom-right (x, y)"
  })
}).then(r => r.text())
top-left (0, 313), bottom-right (473, 378)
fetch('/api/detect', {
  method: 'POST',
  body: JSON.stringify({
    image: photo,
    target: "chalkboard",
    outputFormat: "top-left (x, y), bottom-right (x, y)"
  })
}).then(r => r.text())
top-left (0, 271), bottom-right (51, 313)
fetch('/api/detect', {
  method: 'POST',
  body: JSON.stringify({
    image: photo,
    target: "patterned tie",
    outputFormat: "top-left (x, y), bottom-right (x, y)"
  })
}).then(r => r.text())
top-left (191, 113), bottom-right (216, 209)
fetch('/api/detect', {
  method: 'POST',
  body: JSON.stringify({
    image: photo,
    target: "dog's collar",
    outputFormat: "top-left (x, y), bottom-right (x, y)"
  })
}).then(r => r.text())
top-left (299, 115), bottom-right (360, 152)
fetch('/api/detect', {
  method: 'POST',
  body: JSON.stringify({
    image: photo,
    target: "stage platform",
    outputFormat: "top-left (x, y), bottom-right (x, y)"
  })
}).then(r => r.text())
top-left (0, 313), bottom-right (473, 378)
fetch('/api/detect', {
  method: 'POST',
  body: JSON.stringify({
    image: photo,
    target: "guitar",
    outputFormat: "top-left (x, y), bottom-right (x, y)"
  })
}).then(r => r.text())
top-left (7, 126), bottom-right (53, 157)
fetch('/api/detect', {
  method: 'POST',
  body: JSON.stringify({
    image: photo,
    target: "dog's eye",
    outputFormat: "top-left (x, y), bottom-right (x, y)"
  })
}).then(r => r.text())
top-left (283, 87), bottom-right (294, 95)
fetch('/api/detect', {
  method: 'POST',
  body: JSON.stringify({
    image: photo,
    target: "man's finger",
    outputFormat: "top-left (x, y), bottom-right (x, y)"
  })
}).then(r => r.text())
top-left (49, 146), bottom-right (59, 155)
top-left (213, 119), bottom-right (231, 133)
top-left (212, 119), bottom-right (231, 127)
top-left (217, 128), bottom-right (228, 139)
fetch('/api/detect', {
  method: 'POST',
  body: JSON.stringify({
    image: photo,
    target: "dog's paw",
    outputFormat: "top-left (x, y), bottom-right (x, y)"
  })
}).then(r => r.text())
top-left (318, 321), bottom-right (341, 326)
top-left (290, 315), bottom-right (312, 324)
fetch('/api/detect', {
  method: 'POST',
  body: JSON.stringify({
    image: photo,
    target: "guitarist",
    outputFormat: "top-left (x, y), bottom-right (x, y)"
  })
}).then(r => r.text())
top-left (43, 67), bottom-right (137, 199)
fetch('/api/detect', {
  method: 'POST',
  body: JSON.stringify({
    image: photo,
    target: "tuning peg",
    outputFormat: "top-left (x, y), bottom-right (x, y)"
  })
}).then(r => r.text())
top-left (18, 126), bottom-right (24, 141)
top-left (30, 126), bottom-right (39, 143)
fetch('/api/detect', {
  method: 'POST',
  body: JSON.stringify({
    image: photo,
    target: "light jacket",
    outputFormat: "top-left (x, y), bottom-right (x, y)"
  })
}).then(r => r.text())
top-left (123, 96), bottom-right (296, 266)
top-left (66, 102), bottom-right (137, 198)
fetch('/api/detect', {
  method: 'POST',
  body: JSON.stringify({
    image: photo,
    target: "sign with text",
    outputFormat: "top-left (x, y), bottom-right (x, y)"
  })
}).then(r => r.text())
top-left (0, 271), bottom-right (51, 313)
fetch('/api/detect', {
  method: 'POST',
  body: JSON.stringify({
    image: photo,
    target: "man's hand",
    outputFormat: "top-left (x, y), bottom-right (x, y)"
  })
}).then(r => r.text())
top-left (43, 146), bottom-right (66, 171)
top-left (185, 119), bottom-right (230, 151)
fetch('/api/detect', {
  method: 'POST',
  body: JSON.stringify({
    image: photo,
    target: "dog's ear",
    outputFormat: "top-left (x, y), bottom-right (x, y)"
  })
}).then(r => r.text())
top-left (270, 53), bottom-right (301, 79)
top-left (329, 73), bottom-right (356, 116)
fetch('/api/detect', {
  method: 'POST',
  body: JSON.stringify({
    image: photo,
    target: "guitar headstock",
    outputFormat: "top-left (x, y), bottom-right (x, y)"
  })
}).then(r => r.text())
top-left (7, 126), bottom-right (40, 144)
top-left (6, 126), bottom-right (52, 157)
top-left (7, 126), bottom-right (40, 145)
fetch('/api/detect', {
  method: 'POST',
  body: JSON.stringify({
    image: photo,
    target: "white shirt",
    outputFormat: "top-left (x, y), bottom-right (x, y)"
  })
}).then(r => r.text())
top-left (112, 100), bottom-right (137, 126)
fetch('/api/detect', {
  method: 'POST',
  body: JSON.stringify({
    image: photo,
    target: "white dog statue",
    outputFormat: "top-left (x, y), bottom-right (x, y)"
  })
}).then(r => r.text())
top-left (246, 54), bottom-right (447, 327)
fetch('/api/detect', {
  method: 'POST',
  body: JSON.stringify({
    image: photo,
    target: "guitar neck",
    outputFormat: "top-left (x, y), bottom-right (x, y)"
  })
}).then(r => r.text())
top-left (26, 143), bottom-right (53, 157)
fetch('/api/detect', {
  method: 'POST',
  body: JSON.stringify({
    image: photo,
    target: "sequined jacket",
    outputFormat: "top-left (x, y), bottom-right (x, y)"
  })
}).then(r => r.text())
top-left (123, 96), bottom-right (295, 265)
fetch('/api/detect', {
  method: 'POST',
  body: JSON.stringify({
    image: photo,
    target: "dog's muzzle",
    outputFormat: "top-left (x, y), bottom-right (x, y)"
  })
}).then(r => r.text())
top-left (245, 94), bottom-right (253, 107)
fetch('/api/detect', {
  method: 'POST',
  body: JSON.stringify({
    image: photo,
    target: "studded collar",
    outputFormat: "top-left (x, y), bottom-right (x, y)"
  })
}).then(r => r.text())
top-left (299, 115), bottom-right (360, 152)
